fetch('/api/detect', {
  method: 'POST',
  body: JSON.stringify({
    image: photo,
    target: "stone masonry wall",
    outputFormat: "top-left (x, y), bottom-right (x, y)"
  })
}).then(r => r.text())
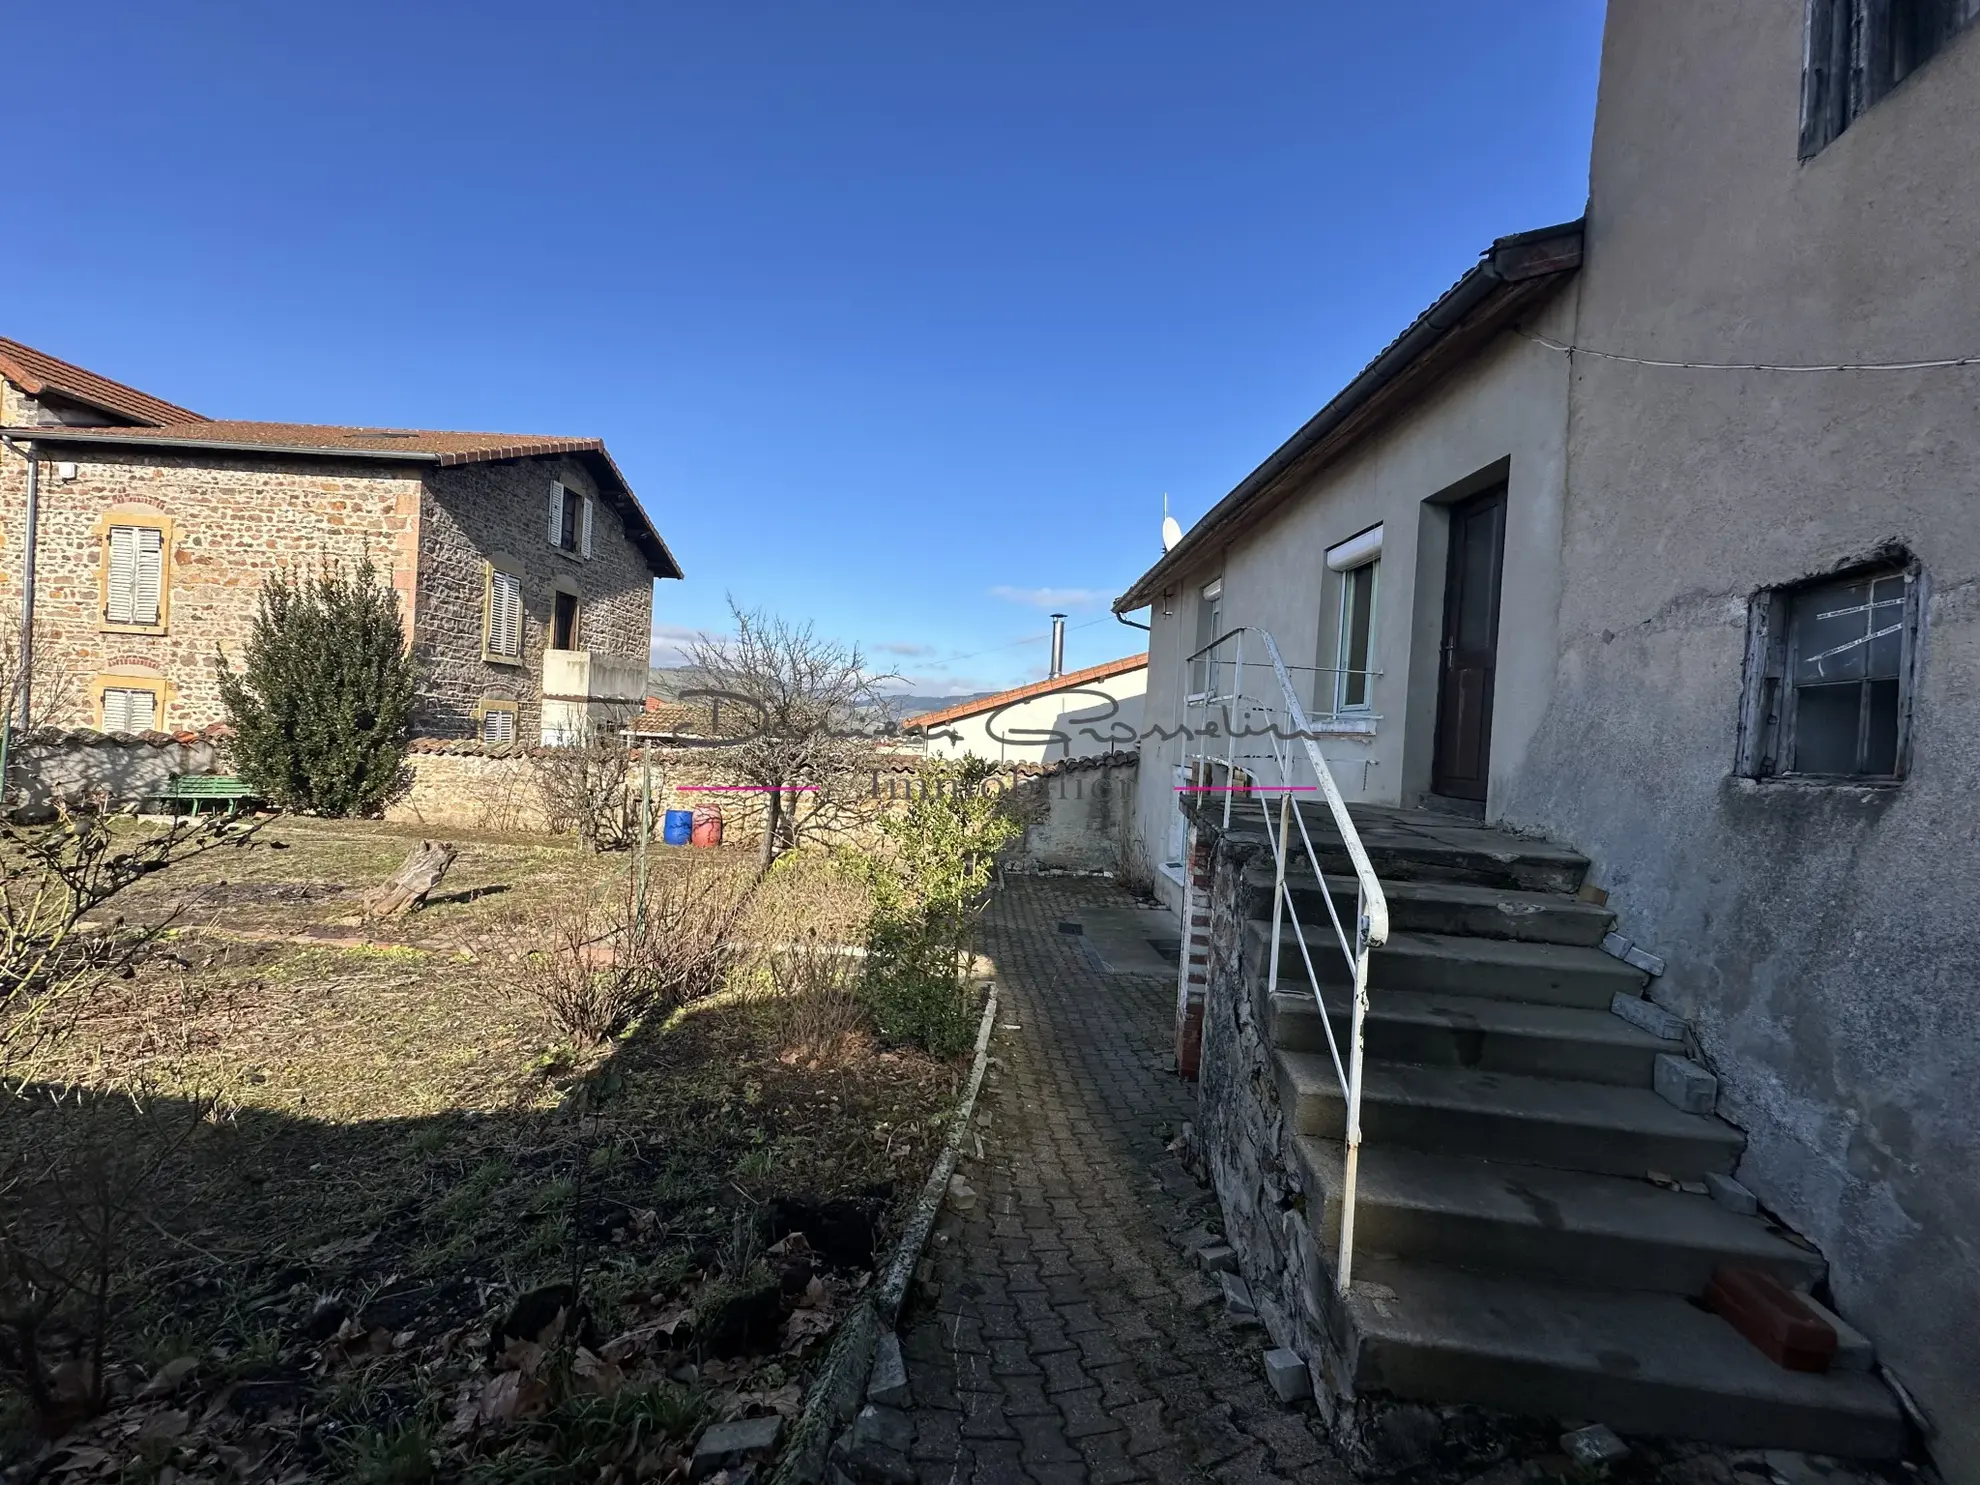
top-left (1192, 817), bottom-right (1353, 1420)
top-left (0, 435), bottom-right (419, 732)
top-left (415, 457), bottom-right (656, 741)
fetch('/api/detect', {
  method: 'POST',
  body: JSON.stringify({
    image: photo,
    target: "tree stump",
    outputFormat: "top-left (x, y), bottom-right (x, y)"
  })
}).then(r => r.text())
top-left (364, 840), bottom-right (458, 918)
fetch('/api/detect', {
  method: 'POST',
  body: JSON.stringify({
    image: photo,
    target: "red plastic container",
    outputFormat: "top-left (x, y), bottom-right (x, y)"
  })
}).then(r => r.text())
top-left (690, 808), bottom-right (724, 847)
top-left (1704, 1265), bottom-right (1837, 1373)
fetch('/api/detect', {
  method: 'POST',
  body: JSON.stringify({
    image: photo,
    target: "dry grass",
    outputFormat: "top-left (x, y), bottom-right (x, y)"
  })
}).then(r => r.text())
top-left (1, 819), bottom-right (964, 1481)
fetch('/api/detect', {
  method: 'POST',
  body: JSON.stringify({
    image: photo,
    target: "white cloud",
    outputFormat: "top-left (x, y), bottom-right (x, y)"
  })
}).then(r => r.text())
top-left (988, 585), bottom-right (1108, 611)
top-left (649, 621), bottom-right (709, 668)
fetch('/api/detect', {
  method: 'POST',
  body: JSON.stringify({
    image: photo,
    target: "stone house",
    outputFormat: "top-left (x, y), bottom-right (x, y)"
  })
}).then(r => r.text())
top-left (1115, 2), bottom-right (1979, 1472)
top-left (0, 337), bottom-right (680, 745)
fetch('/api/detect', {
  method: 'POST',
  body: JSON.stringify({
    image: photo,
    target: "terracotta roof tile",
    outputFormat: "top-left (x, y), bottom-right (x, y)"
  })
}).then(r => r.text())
top-left (0, 336), bottom-right (206, 426)
top-left (10, 419), bottom-right (606, 463)
top-left (903, 653), bottom-right (1148, 731)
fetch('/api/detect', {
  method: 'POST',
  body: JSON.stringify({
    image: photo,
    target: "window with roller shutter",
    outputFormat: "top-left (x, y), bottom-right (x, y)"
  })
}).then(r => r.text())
top-left (104, 524), bottom-right (165, 627)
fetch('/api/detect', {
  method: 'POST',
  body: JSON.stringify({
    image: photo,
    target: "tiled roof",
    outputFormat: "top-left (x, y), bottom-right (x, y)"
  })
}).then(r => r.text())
top-left (0, 336), bottom-right (206, 425)
top-left (902, 653), bottom-right (1148, 731)
top-left (7, 418), bottom-right (684, 582)
top-left (5, 419), bottom-right (608, 464)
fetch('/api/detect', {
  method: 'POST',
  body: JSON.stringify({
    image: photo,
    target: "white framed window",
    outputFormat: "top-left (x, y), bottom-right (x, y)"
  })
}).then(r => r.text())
top-left (549, 480), bottom-right (594, 558)
top-left (105, 524), bottom-right (164, 627)
top-left (1334, 561), bottom-right (1378, 712)
top-left (1190, 578), bottom-right (1224, 697)
top-left (100, 685), bottom-right (159, 733)
top-left (1737, 563), bottom-right (1921, 780)
top-left (485, 565), bottom-right (524, 661)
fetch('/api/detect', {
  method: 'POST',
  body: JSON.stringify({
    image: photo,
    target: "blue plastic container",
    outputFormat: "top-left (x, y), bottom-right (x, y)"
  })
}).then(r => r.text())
top-left (662, 809), bottom-right (693, 846)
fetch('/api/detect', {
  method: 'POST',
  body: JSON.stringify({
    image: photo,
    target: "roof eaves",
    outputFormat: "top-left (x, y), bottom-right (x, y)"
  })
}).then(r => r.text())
top-left (1113, 218), bottom-right (1584, 613)
top-left (0, 426), bottom-right (443, 464)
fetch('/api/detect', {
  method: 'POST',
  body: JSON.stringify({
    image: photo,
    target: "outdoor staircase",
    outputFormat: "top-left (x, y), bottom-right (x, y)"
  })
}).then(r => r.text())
top-left (1233, 804), bottom-right (1905, 1456)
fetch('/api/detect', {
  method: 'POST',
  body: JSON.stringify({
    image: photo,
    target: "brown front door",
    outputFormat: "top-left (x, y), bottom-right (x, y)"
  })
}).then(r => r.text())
top-left (1432, 485), bottom-right (1507, 801)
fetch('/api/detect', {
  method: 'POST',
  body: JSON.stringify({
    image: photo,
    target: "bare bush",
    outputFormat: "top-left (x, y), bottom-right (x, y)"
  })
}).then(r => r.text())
top-left (738, 855), bottom-right (875, 1060)
top-left (516, 856), bottom-right (757, 1043)
top-left (535, 725), bottom-right (637, 850)
top-left (686, 600), bottom-right (898, 871)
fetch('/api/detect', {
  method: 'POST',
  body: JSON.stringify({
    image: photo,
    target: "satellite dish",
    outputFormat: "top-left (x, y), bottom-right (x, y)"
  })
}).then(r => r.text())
top-left (1161, 492), bottom-right (1182, 552)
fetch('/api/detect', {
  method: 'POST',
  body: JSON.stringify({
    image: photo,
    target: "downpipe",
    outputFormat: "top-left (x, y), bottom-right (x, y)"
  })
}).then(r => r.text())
top-left (0, 436), bottom-right (40, 810)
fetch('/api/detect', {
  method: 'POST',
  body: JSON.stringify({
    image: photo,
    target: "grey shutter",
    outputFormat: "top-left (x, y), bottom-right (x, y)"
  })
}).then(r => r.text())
top-left (549, 481), bottom-right (565, 547)
top-left (492, 572), bottom-right (523, 657)
top-left (132, 527), bottom-right (163, 625)
top-left (579, 496), bottom-right (594, 559)
top-left (106, 526), bottom-right (138, 623)
top-left (484, 708), bottom-right (516, 745)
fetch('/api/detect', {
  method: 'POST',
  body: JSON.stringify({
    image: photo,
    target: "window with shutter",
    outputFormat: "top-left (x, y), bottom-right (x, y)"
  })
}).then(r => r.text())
top-left (482, 707), bottom-right (517, 745)
top-left (104, 524), bottom-right (165, 626)
top-left (485, 566), bottom-right (525, 660)
top-left (579, 496), bottom-right (594, 559)
top-left (101, 686), bottom-right (158, 733)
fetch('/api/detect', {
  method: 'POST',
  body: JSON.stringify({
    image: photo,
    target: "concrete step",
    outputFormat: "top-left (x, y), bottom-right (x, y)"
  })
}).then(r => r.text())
top-left (1306, 803), bottom-right (1591, 893)
top-left (1264, 987), bottom-right (1679, 1088)
top-left (1246, 868), bottom-right (1614, 948)
top-left (1327, 1257), bottom-right (1904, 1456)
top-left (1289, 1137), bottom-right (1822, 1294)
top-left (1277, 1052), bottom-right (1744, 1179)
top-left (1246, 921), bottom-right (1648, 1009)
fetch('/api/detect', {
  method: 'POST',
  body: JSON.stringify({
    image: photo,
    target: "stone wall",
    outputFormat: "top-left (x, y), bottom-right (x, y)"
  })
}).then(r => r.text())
top-left (1004, 756), bottom-right (1136, 872)
top-left (1189, 814), bottom-right (1350, 1419)
top-left (9, 727), bottom-right (229, 820)
top-left (415, 457), bottom-right (655, 741)
top-left (0, 437), bottom-right (419, 732)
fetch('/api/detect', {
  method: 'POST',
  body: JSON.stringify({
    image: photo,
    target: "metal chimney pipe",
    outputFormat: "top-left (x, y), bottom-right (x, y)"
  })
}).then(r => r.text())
top-left (1048, 613), bottom-right (1066, 679)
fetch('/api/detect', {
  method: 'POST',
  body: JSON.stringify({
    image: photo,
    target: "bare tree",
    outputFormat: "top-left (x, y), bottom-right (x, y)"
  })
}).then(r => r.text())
top-left (0, 628), bottom-right (76, 813)
top-left (686, 600), bottom-right (896, 871)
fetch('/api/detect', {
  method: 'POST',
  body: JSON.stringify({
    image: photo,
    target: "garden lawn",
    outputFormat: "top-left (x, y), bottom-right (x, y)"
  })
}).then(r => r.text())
top-left (2, 818), bottom-right (967, 1484)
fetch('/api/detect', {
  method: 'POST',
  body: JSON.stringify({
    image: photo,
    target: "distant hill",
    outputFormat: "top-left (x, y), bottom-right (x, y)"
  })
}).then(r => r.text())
top-left (647, 665), bottom-right (994, 724)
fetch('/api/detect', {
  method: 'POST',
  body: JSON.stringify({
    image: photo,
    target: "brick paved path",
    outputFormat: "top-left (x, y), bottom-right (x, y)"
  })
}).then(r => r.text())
top-left (895, 878), bottom-right (1350, 1485)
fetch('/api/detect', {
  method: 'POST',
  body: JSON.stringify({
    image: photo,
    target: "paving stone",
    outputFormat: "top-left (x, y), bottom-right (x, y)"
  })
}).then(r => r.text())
top-left (1261, 1347), bottom-right (1310, 1403)
top-left (869, 1330), bottom-right (912, 1407)
top-left (1057, 1385), bottom-right (1125, 1441)
top-left (1012, 1415), bottom-right (1081, 1464)
top-left (1078, 1429), bottom-right (1153, 1485)
top-left (691, 1416), bottom-right (782, 1478)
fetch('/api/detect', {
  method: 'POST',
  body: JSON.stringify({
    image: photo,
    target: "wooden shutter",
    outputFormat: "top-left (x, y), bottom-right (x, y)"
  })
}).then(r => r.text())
top-left (579, 497), bottom-right (594, 559)
top-left (132, 528), bottom-right (163, 625)
top-left (106, 526), bottom-right (138, 623)
top-left (484, 708), bottom-right (516, 745)
top-left (101, 687), bottom-right (156, 732)
top-left (549, 482), bottom-right (565, 547)
top-left (490, 571), bottom-right (522, 658)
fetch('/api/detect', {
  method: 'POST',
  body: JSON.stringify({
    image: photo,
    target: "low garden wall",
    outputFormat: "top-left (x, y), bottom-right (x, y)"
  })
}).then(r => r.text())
top-left (6, 727), bottom-right (230, 820)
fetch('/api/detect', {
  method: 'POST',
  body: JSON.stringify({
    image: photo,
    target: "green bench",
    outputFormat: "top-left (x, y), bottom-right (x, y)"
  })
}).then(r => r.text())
top-left (149, 774), bottom-right (257, 817)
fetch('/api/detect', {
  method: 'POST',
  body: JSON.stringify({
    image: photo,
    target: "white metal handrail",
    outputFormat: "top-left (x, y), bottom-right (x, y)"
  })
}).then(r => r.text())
top-left (1178, 626), bottom-right (1389, 1294)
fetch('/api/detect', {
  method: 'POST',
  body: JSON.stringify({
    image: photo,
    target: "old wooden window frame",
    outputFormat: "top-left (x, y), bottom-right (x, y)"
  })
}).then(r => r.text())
top-left (1801, 0), bottom-right (1980, 156)
top-left (1736, 561), bottom-right (1923, 781)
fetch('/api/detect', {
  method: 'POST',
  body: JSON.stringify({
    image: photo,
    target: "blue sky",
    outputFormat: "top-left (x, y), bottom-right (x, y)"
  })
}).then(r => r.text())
top-left (3, 2), bottom-right (1604, 696)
